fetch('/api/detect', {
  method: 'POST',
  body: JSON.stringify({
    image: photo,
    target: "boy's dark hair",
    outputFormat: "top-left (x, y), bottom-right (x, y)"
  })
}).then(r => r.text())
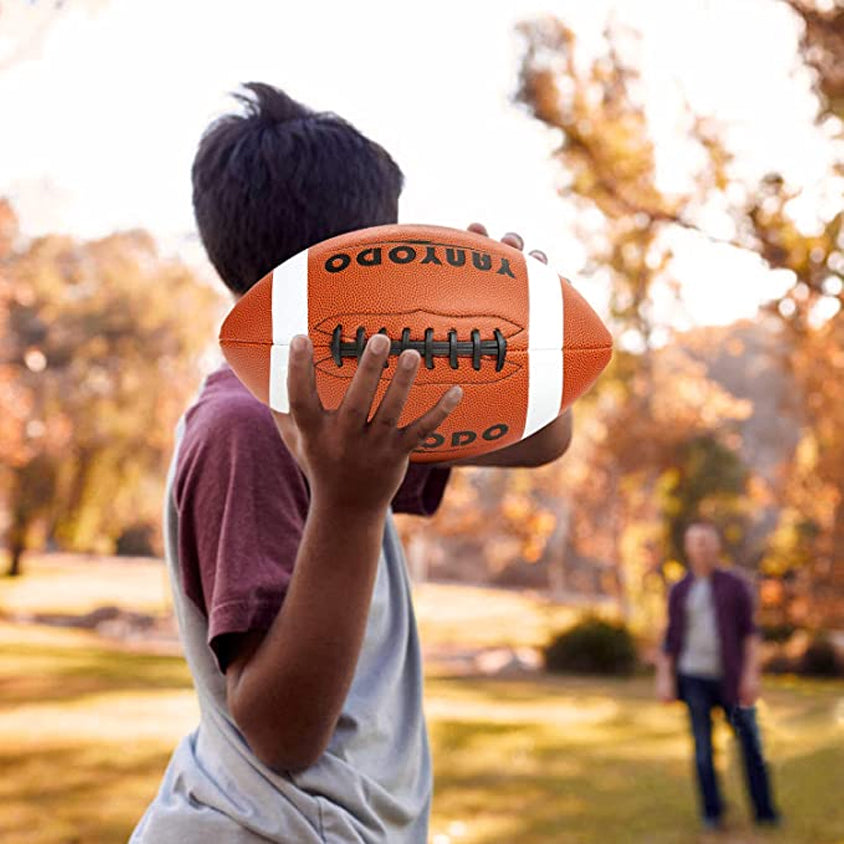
top-left (192, 82), bottom-right (404, 295)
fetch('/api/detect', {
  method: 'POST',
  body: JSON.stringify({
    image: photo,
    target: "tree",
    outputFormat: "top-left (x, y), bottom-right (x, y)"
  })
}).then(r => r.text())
top-left (661, 435), bottom-right (749, 566)
top-left (0, 210), bottom-right (222, 575)
top-left (515, 2), bottom-right (844, 624)
top-left (786, 0), bottom-right (844, 124)
top-left (0, 201), bottom-right (30, 471)
top-left (396, 336), bottom-right (752, 634)
top-left (737, 1), bottom-right (844, 617)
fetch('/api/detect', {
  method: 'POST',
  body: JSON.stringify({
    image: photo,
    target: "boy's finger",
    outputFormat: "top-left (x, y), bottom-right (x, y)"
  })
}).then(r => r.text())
top-left (339, 333), bottom-right (391, 424)
top-left (401, 386), bottom-right (463, 451)
top-left (286, 335), bottom-right (323, 426)
top-left (467, 222), bottom-right (488, 237)
top-left (501, 232), bottom-right (524, 250)
top-left (371, 349), bottom-right (420, 427)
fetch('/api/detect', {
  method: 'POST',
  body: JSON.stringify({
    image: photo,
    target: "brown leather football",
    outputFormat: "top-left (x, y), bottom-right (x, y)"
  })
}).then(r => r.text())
top-left (219, 224), bottom-right (612, 462)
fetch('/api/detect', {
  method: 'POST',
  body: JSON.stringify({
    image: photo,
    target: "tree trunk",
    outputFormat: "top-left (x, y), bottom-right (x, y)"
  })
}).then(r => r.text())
top-left (546, 499), bottom-right (572, 600)
top-left (824, 498), bottom-right (844, 627)
top-left (6, 542), bottom-right (24, 577)
top-left (6, 492), bottom-right (29, 577)
top-left (608, 466), bottom-right (630, 623)
top-left (5, 455), bottom-right (59, 577)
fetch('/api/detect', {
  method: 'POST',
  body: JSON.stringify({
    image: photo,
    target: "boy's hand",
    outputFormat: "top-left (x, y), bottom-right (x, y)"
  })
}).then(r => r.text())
top-left (467, 222), bottom-right (548, 265)
top-left (272, 334), bottom-right (462, 514)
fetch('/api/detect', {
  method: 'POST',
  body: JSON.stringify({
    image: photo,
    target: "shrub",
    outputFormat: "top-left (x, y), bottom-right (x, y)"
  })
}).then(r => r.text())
top-left (544, 616), bottom-right (637, 676)
top-left (760, 623), bottom-right (798, 644)
top-left (798, 635), bottom-right (841, 677)
top-left (115, 523), bottom-right (156, 557)
top-left (762, 653), bottom-right (796, 675)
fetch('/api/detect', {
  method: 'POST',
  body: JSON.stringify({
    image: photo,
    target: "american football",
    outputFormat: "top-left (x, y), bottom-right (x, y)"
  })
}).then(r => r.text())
top-left (219, 224), bottom-right (612, 462)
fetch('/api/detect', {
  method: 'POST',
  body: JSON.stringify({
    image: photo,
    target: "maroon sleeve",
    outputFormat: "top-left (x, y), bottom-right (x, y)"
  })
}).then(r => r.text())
top-left (174, 396), bottom-right (309, 671)
top-left (662, 583), bottom-right (679, 654)
top-left (391, 464), bottom-right (451, 516)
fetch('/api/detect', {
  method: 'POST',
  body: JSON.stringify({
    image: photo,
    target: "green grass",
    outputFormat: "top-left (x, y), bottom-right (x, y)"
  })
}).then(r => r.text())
top-left (3, 623), bottom-right (844, 843)
top-left (0, 556), bottom-right (582, 650)
top-left (426, 672), bottom-right (844, 843)
top-left (0, 623), bottom-right (197, 844)
top-left (0, 552), bottom-right (171, 617)
top-left (414, 581), bottom-right (585, 650)
top-left (2, 557), bottom-right (844, 843)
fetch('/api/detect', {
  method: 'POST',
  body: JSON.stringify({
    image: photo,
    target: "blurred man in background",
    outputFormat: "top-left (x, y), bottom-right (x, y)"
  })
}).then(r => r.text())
top-left (656, 521), bottom-right (781, 832)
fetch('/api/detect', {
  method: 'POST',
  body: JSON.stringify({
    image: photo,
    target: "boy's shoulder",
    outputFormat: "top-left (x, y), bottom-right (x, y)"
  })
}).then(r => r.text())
top-left (175, 363), bottom-right (298, 495)
top-left (176, 362), bottom-right (450, 519)
top-left (183, 363), bottom-right (280, 448)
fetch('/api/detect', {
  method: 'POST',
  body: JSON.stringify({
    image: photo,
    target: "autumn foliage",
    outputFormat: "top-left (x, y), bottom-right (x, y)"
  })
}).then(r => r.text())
top-left (1, 2), bottom-right (843, 634)
top-left (0, 204), bottom-right (222, 574)
top-left (401, 0), bottom-right (844, 631)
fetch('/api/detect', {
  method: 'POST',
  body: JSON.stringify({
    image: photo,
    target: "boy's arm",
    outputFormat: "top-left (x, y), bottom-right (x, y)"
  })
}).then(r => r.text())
top-left (225, 500), bottom-right (386, 771)
top-left (451, 410), bottom-right (572, 468)
top-left (225, 333), bottom-right (461, 772)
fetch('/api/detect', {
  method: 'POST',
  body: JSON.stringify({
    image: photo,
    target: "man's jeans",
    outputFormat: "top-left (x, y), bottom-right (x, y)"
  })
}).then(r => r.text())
top-left (677, 673), bottom-right (779, 824)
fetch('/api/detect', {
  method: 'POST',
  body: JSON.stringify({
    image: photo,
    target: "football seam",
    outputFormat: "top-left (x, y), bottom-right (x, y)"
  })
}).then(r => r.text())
top-left (219, 339), bottom-right (610, 351)
top-left (313, 307), bottom-right (523, 318)
top-left (315, 236), bottom-right (523, 251)
top-left (563, 344), bottom-right (614, 351)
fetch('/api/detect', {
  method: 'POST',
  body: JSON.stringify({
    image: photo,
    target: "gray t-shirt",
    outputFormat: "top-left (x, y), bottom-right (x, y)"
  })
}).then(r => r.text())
top-left (678, 575), bottom-right (723, 679)
top-left (130, 366), bottom-right (449, 843)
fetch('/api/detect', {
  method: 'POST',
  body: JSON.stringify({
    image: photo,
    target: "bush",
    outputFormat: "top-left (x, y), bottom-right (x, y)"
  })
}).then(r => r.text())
top-left (544, 617), bottom-right (637, 676)
top-left (760, 622), bottom-right (798, 644)
top-left (799, 635), bottom-right (841, 677)
top-left (762, 653), bottom-right (796, 675)
top-left (115, 523), bottom-right (156, 557)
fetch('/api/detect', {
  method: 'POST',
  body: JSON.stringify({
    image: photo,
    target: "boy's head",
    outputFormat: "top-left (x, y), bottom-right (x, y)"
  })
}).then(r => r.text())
top-left (192, 82), bottom-right (404, 296)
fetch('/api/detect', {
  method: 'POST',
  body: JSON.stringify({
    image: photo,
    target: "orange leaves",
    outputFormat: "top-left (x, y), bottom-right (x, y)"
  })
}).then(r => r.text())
top-left (0, 205), bottom-right (223, 565)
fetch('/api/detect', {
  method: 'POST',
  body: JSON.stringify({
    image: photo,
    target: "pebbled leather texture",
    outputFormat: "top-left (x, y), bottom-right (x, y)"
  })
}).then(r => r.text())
top-left (219, 270), bottom-right (273, 404)
top-left (560, 280), bottom-right (613, 410)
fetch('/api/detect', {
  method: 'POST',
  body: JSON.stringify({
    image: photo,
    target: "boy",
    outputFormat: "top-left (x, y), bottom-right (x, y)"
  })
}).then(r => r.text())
top-left (131, 83), bottom-right (572, 843)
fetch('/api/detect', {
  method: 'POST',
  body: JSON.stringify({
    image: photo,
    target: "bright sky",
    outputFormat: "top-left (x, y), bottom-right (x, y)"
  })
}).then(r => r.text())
top-left (0, 0), bottom-right (836, 333)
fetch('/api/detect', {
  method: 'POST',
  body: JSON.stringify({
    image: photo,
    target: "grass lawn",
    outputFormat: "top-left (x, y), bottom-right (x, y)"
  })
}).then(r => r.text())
top-left (0, 552), bottom-right (583, 651)
top-left (1, 556), bottom-right (844, 843)
top-left (0, 553), bottom-right (172, 618)
top-left (425, 671), bottom-right (844, 843)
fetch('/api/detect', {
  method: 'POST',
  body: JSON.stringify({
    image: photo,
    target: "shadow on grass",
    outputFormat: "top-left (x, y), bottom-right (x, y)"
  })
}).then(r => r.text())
top-left (426, 672), bottom-right (660, 704)
top-left (0, 742), bottom-right (172, 844)
top-left (431, 715), bottom-right (693, 844)
top-left (430, 714), bottom-right (844, 844)
top-left (0, 642), bottom-right (192, 707)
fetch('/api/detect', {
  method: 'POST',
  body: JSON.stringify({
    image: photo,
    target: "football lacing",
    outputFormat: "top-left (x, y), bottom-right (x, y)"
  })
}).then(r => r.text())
top-left (330, 325), bottom-right (507, 372)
